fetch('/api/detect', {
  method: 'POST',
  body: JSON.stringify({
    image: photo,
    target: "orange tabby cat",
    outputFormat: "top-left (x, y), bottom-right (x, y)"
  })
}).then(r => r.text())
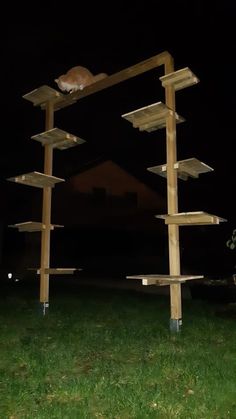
top-left (55, 66), bottom-right (108, 93)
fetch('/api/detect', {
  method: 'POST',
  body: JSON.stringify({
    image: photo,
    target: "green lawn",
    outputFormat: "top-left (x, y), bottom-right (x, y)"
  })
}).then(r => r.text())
top-left (0, 283), bottom-right (236, 418)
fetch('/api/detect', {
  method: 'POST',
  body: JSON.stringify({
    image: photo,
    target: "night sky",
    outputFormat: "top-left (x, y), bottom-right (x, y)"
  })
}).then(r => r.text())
top-left (2, 1), bottom-right (236, 274)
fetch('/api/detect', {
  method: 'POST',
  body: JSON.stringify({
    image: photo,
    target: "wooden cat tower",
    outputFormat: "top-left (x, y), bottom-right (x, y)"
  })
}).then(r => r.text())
top-left (7, 51), bottom-right (226, 329)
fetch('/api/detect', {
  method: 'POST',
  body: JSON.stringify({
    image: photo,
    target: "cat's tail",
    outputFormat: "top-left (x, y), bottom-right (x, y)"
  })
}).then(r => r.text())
top-left (93, 73), bottom-right (108, 82)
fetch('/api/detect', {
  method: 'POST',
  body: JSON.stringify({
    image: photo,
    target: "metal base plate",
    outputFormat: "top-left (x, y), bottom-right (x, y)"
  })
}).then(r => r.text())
top-left (39, 302), bottom-right (49, 316)
top-left (170, 318), bottom-right (182, 333)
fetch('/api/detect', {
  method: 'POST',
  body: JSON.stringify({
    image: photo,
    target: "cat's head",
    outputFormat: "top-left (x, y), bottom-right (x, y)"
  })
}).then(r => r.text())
top-left (55, 76), bottom-right (69, 92)
top-left (55, 76), bottom-right (82, 93)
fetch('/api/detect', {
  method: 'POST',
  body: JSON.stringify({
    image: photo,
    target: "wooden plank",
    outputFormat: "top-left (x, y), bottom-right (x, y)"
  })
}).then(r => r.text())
top-left (48, 51), bottom-right (172, 111)
top-left (9, 221), bottom-right (44, 232)
top-left (163, 56), bottom-right (182, 321)
top-left (8, 171), bottom-right (65, 188)
top-left (31, 127), bottom-right (86, 150)
top-left (156, 211), bottom-right (227, 225)
top-left (127, 274), bottom-right (203, 286)
top-left (44, 268), bottom-right (77, 274)
top-left (147, 163), bottom-right (169, 178)
top-left (143, 279), bottom-right (170, 286)
top-left (160, 67), bottom-right (199, 91)
top-left (23, 85), bottom-right (64, 106)
top-left (147, 158), bottom-right (214, 180)
top-left (122, 102), bottom-right (169, 123)
top-left (139, 113), bottom-right (184, 132)
top-left (126, 274), bottom-right (203, 280)
top-left (9, 222), bottom-right (64, 232)
top-left (31, 268), bottom-right (81, 274)
top-left (40, 101), bottom-right (54, 304)
top-left (142, 279), bottom-right (184, 286)
top-left (176, 158), bottom-right (213, 178)
top-left (122, 102), bottom-right (184, 132)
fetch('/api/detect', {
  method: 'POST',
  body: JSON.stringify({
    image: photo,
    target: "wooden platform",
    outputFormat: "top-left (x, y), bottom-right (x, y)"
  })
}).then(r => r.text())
top-left (9, 221), bottom-right (64, 232)
top-left (23, 85), bottom-right (65, 106)
top-left (31, 128), bottom-right (86, 150)
top-left (121, 102), bottom-right (185, 132)
top-left (159, 67), bottom-right (199, 91)
top-left (155, 211), bottom-right (227, 226)
top-left (147, 158), bottom-right (214, 180)
top-left (29, 268), bottom-right (82, 275)
top-left (126, 274), bottom-right (203, 286)
top-left (8, 171), bottom-right (65, 188)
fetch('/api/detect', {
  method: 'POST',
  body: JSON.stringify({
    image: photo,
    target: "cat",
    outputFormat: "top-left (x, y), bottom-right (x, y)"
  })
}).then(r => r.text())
top-left (55, 66), bottom-right (108, 93)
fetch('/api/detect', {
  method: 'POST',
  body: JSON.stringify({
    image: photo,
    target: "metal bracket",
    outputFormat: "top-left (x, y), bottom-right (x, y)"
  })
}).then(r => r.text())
top-left (39, 302), bottom-right (49, 316)
top-left (170, 318), bottom-right (182, 333)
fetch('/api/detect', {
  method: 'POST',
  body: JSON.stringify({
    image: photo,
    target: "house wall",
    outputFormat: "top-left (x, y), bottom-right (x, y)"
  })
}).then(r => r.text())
top-left (68, 160), bottom-right (165, 210)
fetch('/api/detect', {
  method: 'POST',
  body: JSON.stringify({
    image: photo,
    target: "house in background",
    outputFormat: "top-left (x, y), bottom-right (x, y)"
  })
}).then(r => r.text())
top-left (2, 159), bottom-right (168, 277)
top-left (52, 159), bottom-right (166, 227)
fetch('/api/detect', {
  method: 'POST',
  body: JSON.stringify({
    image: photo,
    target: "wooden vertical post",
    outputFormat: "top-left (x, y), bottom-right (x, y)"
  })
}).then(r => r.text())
top-left (40, 101), bottom-right (54, 312)
top-left (164, 56), bottom-right (182, 328)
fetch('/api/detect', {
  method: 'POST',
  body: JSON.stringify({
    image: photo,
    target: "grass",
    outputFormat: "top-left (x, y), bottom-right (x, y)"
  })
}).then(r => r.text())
top-left (0, 281), bottom-right (236, 418)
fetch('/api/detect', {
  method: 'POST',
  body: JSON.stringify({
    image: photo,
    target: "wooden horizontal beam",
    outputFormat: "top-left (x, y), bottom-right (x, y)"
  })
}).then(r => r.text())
top-left (52, 51), bottom-right (172, 110)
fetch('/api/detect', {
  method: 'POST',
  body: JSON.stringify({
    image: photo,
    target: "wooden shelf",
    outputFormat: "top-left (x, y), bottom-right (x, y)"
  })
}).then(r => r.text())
top-left (8, 171), bottom-right (65, 188)
top-left (29, 268), bottom-right (82, 275)
top-left (31, 128), bottom-right (86, 150)
top-left (126, 274), bottom-right (203, 286)
top-left (147, 158), bottom-right (214, 180)
top-left (9, 221), bottom-right (63, 232)
top-left (159, 67), bottom-right (199, 91)
top-left (155, 211), bottom-right (227, 226)
top-left (23, 85), bottom-right (78, 110)
top-left (122, 101), bottom-right (185, 132)
top-left (23, 85), bottom-right (65, 107)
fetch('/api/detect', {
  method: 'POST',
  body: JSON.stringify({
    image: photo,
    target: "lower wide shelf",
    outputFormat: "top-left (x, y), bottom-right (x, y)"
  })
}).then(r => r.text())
top-left (155, 211), bottom-right (227, 226)
top-left (29, 268), bottom-right (82, 275)
top-left (126, 274), bottom-right (204, 286)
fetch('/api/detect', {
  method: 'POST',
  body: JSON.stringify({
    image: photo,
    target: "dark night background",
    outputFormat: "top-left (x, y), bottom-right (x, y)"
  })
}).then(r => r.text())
top-left (1, 1), bottom-right (236, 286)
